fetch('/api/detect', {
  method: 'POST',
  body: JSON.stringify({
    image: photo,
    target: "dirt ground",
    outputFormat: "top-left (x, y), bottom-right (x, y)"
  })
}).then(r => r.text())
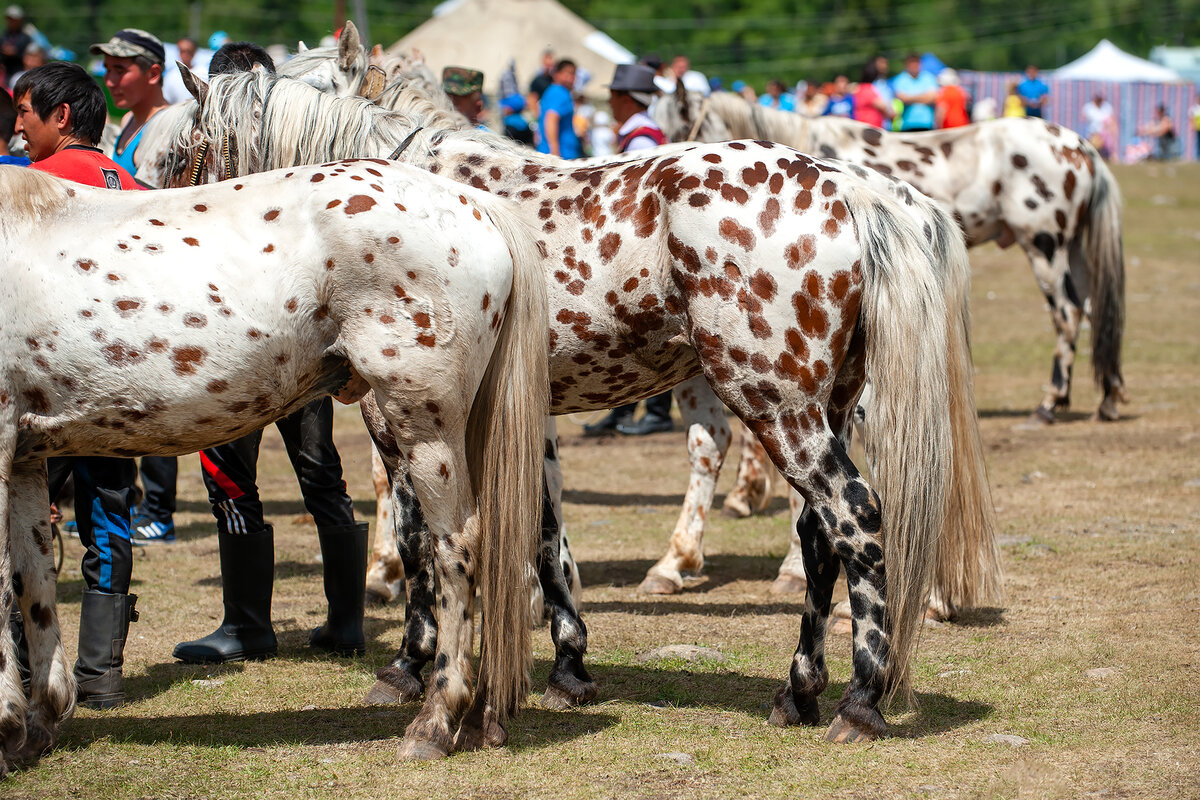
top-left (3, 162), bottom-right (1199, 800)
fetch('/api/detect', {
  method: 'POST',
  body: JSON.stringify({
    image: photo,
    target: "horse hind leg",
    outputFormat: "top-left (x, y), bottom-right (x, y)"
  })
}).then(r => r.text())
top-left (364, 443), bottom-right (404, 604)
top-left (8, 461), bottom-right (73, 767)
top-left (639, 377), bottom-right (731, 595)
top-left (365, 470), bottom-right (436, 706)
top-left (722, 422), bottom-right (775, 519)
top-left (1024, 234), bottom-right (1084, 424)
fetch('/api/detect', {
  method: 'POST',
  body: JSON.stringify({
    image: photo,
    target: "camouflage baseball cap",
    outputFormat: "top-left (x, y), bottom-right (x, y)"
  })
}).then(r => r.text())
top-left (89, 28), bottom-right (165, 65)
top-left (442, 66), bottom-right (483, 96)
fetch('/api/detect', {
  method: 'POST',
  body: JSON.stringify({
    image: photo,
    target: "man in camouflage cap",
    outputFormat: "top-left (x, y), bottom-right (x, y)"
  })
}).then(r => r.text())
top-left (442, 65), bottom-right (484, 126)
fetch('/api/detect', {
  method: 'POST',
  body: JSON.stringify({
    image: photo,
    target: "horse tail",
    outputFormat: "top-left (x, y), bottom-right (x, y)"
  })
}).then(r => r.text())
top-left (846, 183), bottom-right (951, 703)
top-left (464, 197), bottom-right (549, 722)
top-left (925, 200), bottom-right (1004, 611)
top-left (1082, 152), bottom-right (1126, 402)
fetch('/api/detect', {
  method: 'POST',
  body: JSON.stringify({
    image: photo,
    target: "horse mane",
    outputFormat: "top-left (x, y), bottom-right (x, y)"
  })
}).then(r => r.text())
top-left (188, 69), bottom-right (565, 176)
top-left (0, 166), bottom-right (74, 237)
top-left (375, 62), bottom-right (461, 119)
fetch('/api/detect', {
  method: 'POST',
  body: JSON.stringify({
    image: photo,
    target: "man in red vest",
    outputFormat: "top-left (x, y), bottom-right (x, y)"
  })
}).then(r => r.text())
top-left (583, 64), bottom-right (674, 437)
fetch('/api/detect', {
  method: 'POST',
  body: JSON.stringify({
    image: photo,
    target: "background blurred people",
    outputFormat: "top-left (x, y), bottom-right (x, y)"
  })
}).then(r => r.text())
top-left (1018, 64), bottom-right (1049, 118)
top-left (822, 74), bottom-right (853, 117)
top-left (934, 68), bottom-right (970, 129)
top-left (892, 53), bottom-right (938, 131)
top-left (1082, 93), bottom-right (1115, 159)
top-left (853, 60), bottom-right (894, 128)
top-left (1003, 80), bottom-right (1025, 117)
top-left (758, 78), bottom-right (794, 111)
top-left (537, 59), bottom-right (581, 158)
top-left (1138, 104), bottom-right (1177, 160)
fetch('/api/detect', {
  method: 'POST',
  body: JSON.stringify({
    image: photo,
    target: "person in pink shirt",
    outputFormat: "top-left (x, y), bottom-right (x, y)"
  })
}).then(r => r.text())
top-left (853, 60), bottom-right (894, 129)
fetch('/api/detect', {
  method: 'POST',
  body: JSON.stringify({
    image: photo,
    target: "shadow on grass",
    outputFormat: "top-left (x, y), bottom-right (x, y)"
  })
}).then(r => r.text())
top-left (580, 554), bottom-right (790, 594)
top-left (953, 606), bottom-right (1007, 628)
top-left (976, 407), bottom-right (1112, 423)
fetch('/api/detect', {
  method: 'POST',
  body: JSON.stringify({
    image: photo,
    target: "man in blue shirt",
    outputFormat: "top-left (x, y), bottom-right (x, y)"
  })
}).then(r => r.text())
top-left (891, 53), bottom-right (939, 132)
top-left (537, 59), bottom-right (582, 159)
top-left (1017, 64), bottom-right (1049, 118)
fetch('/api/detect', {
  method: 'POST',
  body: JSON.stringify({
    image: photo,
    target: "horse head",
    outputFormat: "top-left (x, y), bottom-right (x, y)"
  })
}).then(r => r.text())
top-left (278, 20), bottom-right (371, 98)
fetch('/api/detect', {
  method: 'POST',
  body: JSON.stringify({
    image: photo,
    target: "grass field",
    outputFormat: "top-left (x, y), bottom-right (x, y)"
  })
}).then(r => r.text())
top-left (4, 162), bottom-right (1199, 800)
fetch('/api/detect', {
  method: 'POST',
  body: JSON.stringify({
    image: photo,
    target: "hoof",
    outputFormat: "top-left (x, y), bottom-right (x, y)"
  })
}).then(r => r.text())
top-left (638, 573), bottom-right (681, 595)
top-left (924, 604), bottom-right (953, 623)
top-left (721, 495), bottom-right (752, 519)
top-left (366, 667), bottom-right (424, 704)
top-left (1094, 399), bottom-right (1120, 422)
top-left (769, 573), bottom-right (806, 595)
top-left (452, 717), bottom-right (507, 752)
top-left (1027, 407), bottom-right (1055, 426)
top-left (397, 737), bottom-right (449, 761)
top-left (824, 713), bottom-right (880, 743)
top-left (541, 678), bottom-right (598, 710)
top-left (768, 685), bottom-right (820, 727)
top-left (829, 618), bottom-right (853, 636)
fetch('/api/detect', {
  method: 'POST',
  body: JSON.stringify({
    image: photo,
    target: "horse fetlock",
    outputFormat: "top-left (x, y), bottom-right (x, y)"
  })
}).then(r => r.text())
top-left (721, 489), bottom-right (754, 518)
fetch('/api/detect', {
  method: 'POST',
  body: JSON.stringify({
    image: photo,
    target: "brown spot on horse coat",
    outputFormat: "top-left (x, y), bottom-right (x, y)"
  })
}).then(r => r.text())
top-left (170, 346), bottom-right (207, 375)
top-left (114, 298), bottom-right (141, 316)
top-left (75, 258), bottom-right (95, 272)
top-left (184, 313), bottom-right (207, 328)
top-left (264, 209), bottom-right (281, 221)
top-left (345, 195), bottom-right (376, 215)
top-left (719, 218), bottom-right (755, 250)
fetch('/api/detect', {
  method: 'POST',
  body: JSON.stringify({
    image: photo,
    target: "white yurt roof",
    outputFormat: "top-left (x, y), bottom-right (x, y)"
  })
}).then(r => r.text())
top-left (1052, 39), bottom-right (1184, 83)
top-left (388, 0), bottom-right (636, 99)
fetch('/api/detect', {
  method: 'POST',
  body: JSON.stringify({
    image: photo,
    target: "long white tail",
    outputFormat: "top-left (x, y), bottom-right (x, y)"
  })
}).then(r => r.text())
top-left (846, 185), bottom-right (951, 701)
top-left (463, 198), bottom-right (549, 721)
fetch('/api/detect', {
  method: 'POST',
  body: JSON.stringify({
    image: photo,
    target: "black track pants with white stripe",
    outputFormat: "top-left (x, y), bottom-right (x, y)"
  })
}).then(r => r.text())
top-left (200, 397), bottom-right (356, 536)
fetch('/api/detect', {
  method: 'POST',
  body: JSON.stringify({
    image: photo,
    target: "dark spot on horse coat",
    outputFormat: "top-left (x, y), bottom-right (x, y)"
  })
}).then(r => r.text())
top-left (1033, 232), bottom-right (1056, 261)
top-left (345, 195), bottom-right (376, 215)
top-left (170, 345), bottom-right (207, 375)
top-left (1012, 154), bottom-right (1028, 169)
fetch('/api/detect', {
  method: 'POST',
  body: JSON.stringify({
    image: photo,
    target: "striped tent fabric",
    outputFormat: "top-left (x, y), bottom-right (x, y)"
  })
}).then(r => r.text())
top-left (960, 71), bottom-right (1198, 162)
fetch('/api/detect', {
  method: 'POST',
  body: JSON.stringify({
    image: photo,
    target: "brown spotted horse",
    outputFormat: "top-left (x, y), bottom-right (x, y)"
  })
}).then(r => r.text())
top-left (657, 87), bottom-right (1126, 424)
top-left (165, 66), bottom-right (995, 747)
top-left (0, 160), bottom-right (549, 770)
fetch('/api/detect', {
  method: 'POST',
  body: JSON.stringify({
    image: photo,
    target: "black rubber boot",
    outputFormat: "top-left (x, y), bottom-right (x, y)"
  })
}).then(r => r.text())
top-left (74, 590), bottom-right (138, 710)
top-left (582, 403), bottom-right (637, 437)
top-left (173, 526), bottom-right (277, 664)
top-left (309, 522), bottom-right (368, 656)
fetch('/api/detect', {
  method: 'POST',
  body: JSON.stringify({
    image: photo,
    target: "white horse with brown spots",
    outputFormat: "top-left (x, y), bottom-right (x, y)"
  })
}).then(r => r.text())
top-left (165, 67), bottom-right (998, 749)
top-left (0, 160), bottom-right (547, 771)
top-left (657, 88), bottom-right (1125, 423)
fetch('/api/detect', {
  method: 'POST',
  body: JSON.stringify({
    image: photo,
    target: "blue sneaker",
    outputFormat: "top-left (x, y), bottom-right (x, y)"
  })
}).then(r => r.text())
top-left (132, 517), bottom-right (176, 545)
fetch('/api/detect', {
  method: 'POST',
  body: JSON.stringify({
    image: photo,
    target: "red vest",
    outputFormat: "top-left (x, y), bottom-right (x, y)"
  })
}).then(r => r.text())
top-left (619, 125), bottom-right (667, 153)
top-left (31, 146), bottom-right (143, 190)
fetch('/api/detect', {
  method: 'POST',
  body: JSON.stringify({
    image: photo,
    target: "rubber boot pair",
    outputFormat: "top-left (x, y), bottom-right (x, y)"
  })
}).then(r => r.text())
top-left (75, 590), bottom-right (139, 709)
top-left (173, 523), bottom-right (368, 664)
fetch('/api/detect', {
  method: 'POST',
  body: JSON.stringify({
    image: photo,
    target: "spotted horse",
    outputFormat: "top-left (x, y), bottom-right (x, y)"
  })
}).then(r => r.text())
top-left (0, 160), bottom-right (550, 771)
top-left (657, 87), bottom-right (1126, 425)
top-left (167, 66), bottom-right (996, 747)
top-left (349, 73), bottom-right (1001, 617)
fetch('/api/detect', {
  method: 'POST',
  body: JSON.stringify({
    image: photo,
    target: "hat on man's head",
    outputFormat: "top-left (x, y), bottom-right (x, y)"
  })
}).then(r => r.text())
top-left (89, 28), bottom-right (165, 65)
top-left (608, 63), bottom-right (658, 95)
top-left (443, 66), bottom-right (483, 96)
top-left (4, 5), bottom-right (23, 19)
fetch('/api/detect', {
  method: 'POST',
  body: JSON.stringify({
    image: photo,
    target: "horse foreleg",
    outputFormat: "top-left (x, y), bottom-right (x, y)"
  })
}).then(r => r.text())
top-left (771, 490), bottom-right (808, 595)
top-left (639, 377), bottom-right (731, 595)
top-left (1024, 237), bottom-right (1084, 423)
top-left (364, 444), bottom-right (403, 604)
top-left (8, 462), bottom-right (72, 767)
top-left (722, 422), bottom-right (775, 518)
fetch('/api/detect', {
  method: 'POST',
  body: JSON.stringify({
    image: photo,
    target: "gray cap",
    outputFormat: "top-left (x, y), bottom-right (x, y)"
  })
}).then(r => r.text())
top-left (89, 28), bottom-right (165, 65)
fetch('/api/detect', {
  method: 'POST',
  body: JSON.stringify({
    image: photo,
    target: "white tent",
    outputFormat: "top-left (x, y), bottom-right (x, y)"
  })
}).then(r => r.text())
top-left (388, 0), bottom-right (635, 100)
top-left (1052, 39), bottom-right (1184, 83)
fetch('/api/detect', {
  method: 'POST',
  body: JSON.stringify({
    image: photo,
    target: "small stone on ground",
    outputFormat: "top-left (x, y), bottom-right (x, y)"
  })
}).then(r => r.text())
top-left (191, 678), bottom-right (224, 688)
top-left (637, 644), bottom-right (727, 664)
top-left (1085, 667), bottom-right (1116, 679)
top-left (655, 752), bottom-right (696, 767)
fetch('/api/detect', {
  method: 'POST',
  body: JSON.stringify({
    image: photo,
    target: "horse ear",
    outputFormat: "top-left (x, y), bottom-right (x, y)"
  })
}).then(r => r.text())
top-left (369, 43), bottom-right (384, 64)
top-left (180, 63), bottom-right (209, 106)
top-left (339, 20), bottom-right (361, 71)
top-left (674, 82), bottom-right (691, 122)
top-left (297, 40), bottom-right (309, 53)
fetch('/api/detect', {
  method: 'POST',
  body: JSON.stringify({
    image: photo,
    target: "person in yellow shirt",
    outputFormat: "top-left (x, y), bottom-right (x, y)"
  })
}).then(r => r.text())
top-left (1003, 79), bottom-right (1025, 118)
